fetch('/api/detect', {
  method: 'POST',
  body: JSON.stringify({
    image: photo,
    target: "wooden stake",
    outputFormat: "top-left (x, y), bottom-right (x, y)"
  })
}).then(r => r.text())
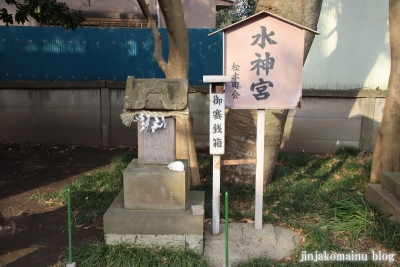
top-left (255, 109), bottom-right (265, 229)
top-left (222, 159), bottom-right (257, 165)
top-left (212, 155), bottom-right (221, 234)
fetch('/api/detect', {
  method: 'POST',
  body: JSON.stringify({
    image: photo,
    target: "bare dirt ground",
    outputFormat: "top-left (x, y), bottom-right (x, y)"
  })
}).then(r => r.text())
top-left (0, 143), bottom-right (131, 267)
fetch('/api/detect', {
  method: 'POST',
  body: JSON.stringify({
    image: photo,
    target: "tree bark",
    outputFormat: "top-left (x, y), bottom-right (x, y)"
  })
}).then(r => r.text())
top-left (136, 0), bottom-right (200, 186)
top-left (158, 0), bottom-right (188, 79)
top-left (137, 0), bottom-right (167, 74)
top-left (370, 0), bottom-right (400, 182)
top-left (222, 0), bottom-right (322, 186)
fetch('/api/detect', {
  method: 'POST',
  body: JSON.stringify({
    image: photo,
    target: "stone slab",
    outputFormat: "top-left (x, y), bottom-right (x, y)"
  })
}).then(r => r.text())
top-left (104, 233), bottom-right (203, 253)
top-left (123, 159), bottom-right (188, 211)
top-left (204, 223), bottom-right (300, 267)
top-left (0, 88), bottom-right (101, 108)
top-left (365, 183), bottom-right (400, 223)
top-left (137, 117), bottom-right (176, 165)
top-left (360, 98), bottom-right (376, 151)
top-left (110, 129), bottom-right (138, 146)
top-left (281, 139), bottom-right (359, 154)
top-left (104, 190), bottom-right (204, 235)
top-left (288, 97), bottom-right (362, 119)
top-left (381, 172), bottom-right (400, 201)
top-left (188, 92), bottom-right (209, 113)
top-left (283, 117), bottom-right (362, 140)
top-left (0, 128), bottom-right (102, 145)
top-left (124, 77), bottom-right (188, 110)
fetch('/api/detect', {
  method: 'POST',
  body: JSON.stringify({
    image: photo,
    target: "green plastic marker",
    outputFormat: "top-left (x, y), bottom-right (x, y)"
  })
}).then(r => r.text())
top-left (67, 188), bottom-right (72, 264)
top-left (225, 192), bottom-right (229, 267)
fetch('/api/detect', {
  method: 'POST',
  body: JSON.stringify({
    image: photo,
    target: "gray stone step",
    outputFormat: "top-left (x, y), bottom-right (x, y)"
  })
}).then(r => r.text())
top-left (365, 183), bottom-right (400, 223)
top-left (204, 223), bottom-right (300, 267)
top-left (104, 190), bottom-right (205, 253)
top-left (123, 159), bottom-right (189, 211)
top-left (381, 172), bottom-right (400, 201)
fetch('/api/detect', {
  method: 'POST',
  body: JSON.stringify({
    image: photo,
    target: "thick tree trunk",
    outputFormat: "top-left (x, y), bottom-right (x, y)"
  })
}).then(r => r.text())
top-left (158, 1), bottom-right (200, 186)
top-left (137, 0), bottom-right (200, 186)
top-left (222, 0), bottom-right (322, 186)
top-left (158, 0), bottom-right (188, 79)
top-left (370, 0), bottom-right (400, 183)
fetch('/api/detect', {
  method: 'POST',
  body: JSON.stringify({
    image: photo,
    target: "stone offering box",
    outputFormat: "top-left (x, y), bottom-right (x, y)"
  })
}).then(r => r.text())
top-left (103, 77), bottom-right (205, 252)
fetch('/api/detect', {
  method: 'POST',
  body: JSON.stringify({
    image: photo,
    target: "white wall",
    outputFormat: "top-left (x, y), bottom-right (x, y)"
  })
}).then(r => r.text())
top-left (303, 0), bottom-right (390, 90)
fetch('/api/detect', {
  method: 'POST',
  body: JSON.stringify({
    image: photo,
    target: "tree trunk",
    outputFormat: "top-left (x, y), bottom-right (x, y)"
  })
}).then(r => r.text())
top-left (158, 0), bottom-right (200, 186)
top-left (370, 0), bottom-right (400, 183)
top-left (137, 0), bottom-right (200, 186)
top-left (157, 0), bottom-right (188, 78)
top-left (222, 0), bottom-right (322, 186)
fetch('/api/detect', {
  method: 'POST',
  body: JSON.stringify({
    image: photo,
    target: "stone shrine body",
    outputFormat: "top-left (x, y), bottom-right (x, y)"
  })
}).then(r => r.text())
top-left (103, 77), bottom-right (204, 252)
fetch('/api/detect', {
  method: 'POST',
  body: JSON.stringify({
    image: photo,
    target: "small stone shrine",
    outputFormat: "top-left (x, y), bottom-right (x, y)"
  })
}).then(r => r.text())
top-left (103, 77), bottom-right (205, 252)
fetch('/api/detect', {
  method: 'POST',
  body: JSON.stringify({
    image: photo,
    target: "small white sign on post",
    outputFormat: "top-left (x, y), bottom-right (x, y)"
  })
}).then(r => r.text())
top-left (209, 93), bottom-right (225, 155)
top-left (203, 75), bottom-right (230, 235)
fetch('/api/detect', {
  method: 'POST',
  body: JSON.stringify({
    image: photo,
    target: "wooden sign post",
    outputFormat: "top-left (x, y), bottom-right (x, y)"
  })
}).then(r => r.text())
top-left (207, 11), bottom-right (319, 231)
top-left (204, 75), bottom-right (231, 235)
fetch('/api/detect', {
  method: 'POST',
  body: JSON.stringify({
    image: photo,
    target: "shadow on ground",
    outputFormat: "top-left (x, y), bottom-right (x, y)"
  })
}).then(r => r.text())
top-left (0, 143), bottom-right (131, 267)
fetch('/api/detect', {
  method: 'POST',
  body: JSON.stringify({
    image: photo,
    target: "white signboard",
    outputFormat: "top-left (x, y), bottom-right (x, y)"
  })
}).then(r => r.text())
top-left (209, 93), bottom-right (225, 155)
top-left (224, 15), bottom-right (304, 109)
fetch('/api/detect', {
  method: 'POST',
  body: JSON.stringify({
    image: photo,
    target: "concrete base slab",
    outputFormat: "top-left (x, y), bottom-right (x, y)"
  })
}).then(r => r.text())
top-left (104, 190), bottom-right (205, 252)
top-left (123, 159), bottom-right (188, 211)
top-left (104, 190), bottom-right (204, 235)
top-left (203, 223), bottom-right (301, 267)
top-left (105, 233), bottom-right (203, 253)
top-left (381, 172), bottom-right (400, 201)
top-left (66, 263), bottom-right (76, 267)
top-left (365, 183), bottom-right (400, 223)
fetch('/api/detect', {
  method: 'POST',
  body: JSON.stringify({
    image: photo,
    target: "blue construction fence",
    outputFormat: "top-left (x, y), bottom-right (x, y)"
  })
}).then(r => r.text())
top-left (0, 26), bottom-right (223, 85)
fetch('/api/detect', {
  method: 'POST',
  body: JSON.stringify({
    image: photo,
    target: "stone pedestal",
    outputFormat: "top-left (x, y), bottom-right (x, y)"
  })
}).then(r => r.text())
top-left (103, 190), bottom-right (205, 252)
top-left (138, 118), bottom-right (176, 165)
top-left (104, 159), bottom-right (204, 252)
top-left (365, 172), bottom-right (400, 223)
top-left (104, 77), bottom-right (204, 252)
top-left (124, 159), bottom-right (188, 211)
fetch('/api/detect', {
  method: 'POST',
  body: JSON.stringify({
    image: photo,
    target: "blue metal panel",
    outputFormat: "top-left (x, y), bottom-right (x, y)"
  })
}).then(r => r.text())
top-left (0, 26), bottom-right (222, 85)
top-left (188, 29), bottom-right (223, 85)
